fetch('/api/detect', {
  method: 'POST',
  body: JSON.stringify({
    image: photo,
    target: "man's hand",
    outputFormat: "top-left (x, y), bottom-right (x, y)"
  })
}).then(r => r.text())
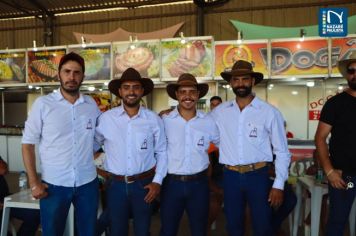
top-left (327, 169), bottom-right (346, 189)
top-left (31, 182), bottom-right (49, 199)
top-left (268, 188), bottom-right (284, 208)
top-left (144, 182), bottom-right (161, 203)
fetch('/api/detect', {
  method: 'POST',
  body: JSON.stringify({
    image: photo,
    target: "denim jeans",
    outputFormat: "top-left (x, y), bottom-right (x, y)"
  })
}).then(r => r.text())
top-left (106, 177), bottom-right (153, 236)
top-left (40, 178), bottom-right (99, 236)
top-left (326, 175), bottom-right (356, 236)
top-left (223, 166), bottom-right (273, 236)
top-left (159, 175), bottom-right (209, 236)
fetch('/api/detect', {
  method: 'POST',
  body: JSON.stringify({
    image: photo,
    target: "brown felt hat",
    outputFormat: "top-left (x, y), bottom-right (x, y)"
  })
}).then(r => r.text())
top-left (166, 73), bottom-right (209, 100)
top-left (338, 50), bottom-right (356, 78)
top-left (108, 67), bottom-right (154, 98)
top-left (220, 60), bottom-right (263, 84)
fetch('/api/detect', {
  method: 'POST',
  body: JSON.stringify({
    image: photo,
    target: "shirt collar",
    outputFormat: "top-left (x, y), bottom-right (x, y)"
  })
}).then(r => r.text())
top-left (167, 106), bottom-right (206, 119)
top-left (116, 105), bottom-right (147, 119)
top-left (230, 95), bottom-right (263, 110)
top-left (53, 88), bottom-right (85, 104)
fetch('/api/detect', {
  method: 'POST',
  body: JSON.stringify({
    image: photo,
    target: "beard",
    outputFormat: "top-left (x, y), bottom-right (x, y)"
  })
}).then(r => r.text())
top-left (232, 85), bottom-right (252, 97)
top-left (122, 95), bottom-right (141, 108)
top-left (348, 78), bottom-right (356, 91)
top-left (59, 78), bottom-right (82, 95)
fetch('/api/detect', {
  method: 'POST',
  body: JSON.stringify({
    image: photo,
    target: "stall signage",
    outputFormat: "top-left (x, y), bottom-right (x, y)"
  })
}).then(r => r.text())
top-left (331, 37), bottom-right (356, 76)
top-left (0, 51), bottom-right (26, 83)
top-left (270, 39), bottom-right (328, 77)
top-left (319, 8), bottom-right (348, 37)
top-left (309, 110), bottom-right (321, 120)
top-left (215, 41), bottom-right (267, 78)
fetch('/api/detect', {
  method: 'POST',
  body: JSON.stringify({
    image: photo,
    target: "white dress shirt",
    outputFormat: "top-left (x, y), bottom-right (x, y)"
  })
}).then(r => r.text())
top-left (162, 108), bottom-right (219, 175)
top-left (22, 90), bottom-right (101, 187)
top-left (95, 106), bottom-right (167, 184)
top-left (211, 97), bottom-right (291, 190)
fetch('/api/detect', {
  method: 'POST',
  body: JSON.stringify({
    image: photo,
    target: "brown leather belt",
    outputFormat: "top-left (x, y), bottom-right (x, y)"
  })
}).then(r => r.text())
top-left (108, 167), bottom-right (155, 184)
top-left (167, 169), bottom-right (208, 182)
top-left (225, 162), bottom-right (267, 174)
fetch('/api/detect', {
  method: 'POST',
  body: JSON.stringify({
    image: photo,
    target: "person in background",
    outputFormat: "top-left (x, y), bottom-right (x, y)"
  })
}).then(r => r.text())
top-left (22, 52), bottom-right (101, 236)
top-left (160, 73), bottom-right (219, 236)
top-left (95, 67), bottom-right (167, 236)
top-left (315, 51), bottom-right (356, 236)
top-left (207, 96), bottom-right (224, 236)
top-left (0, 157), bottom-right (40, 236)
top-left (211, 60), bottom-right (291, 236)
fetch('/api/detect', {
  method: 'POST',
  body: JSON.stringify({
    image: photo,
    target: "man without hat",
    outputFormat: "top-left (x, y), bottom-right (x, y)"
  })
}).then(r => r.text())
top-left (315, 51), bottom-right (356, 235)
top-left (95, 67), bottom-right (167, 236)
top-left (22, 52), bottom-right (101, 236)
top-left (211, 60), bottom-right (290, 235)
top-left (160, 73), bottom-right (219, 236)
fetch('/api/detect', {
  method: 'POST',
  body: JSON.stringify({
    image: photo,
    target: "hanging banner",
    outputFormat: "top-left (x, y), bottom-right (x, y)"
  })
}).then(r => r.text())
top-left (0, 49), bottom-right (26, 84)
top-left (161, 36), bottom-right (213, 80)
top-left (27, 47), bottom-right (66, 83)
top-left (112, 40), bottom-right (160, 81)
top-left (271, 38), bottom-right (328, 78)
top-left (331, 36), bottom-right (356, 77)
top-left (68, 43), bottom-right (111, 81)
top-left (215, 40), bottom-right (268, 79)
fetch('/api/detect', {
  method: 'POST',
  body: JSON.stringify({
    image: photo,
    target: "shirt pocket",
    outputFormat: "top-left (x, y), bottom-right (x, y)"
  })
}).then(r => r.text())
top-left (136, 129), bottom-right (154, 154)
top-left (245, 122), bottom-right (263, 148)
top-left (193, 130), bottom-right (210, 153)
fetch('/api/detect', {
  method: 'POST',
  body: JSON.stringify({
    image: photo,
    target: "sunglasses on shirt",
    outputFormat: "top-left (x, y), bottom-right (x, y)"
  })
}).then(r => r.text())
top-left (347, 67), bottom-right (356, 75)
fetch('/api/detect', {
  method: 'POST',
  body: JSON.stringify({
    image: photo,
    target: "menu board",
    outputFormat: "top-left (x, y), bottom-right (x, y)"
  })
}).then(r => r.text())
top-left (215, 40), bottom-right (268, 79)
top-left (271, 38), bottom-right (329, 78)
top-left (0, 50), bottom-right (26, 84)
top-left (112, 40), bottom-right (160, 80)
top-left (331, 36), bottom-right (356, 76)
top-left (28, 48), bottom-right (66, 83)
top-left (68, 44), bottom-right (111, 81)
top-left (161, 36), bottom-right (213, 79)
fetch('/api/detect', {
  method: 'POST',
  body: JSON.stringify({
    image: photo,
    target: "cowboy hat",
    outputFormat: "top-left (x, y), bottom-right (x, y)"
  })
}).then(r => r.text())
top-left (338, 50), bottom-right (356, 78)
top-left (220, 60), bottom-right (263, 84)
top-left (166, 73), bottom-right (209, 100)
top-left (108, 67), bottom-right (154, 97)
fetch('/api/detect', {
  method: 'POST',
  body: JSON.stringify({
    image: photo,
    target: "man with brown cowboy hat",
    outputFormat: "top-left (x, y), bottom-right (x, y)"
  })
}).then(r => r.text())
top-left (159, 73), bottom-right (219, 236)
top-left (210, 60), bottom-right (290, 236)
top-left (315, 51), bottom-right (356, 236)
top-left (95, 67), bottom-right (168, 236)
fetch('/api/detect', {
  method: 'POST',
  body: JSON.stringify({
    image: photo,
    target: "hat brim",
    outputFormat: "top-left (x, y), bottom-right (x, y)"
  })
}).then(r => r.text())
top-left (108, 77), bottom-right (154, 98)
top-left (220, 70), bottom-right (264, 85)
top-left (338, 58), bottom-right (356, 78)
top-left (166, 83), bottom-right (209, 100)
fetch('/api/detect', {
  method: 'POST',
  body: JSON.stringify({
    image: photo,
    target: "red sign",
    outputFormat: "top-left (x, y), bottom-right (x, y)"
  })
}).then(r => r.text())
top-left (309, 110), bottom-right (321, 120)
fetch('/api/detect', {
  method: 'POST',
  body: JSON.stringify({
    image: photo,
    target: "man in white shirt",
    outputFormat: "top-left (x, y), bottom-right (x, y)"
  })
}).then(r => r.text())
top-left (95, 67), bottom-right (167, 236)
top-left (160, 73), bottom-right (219, 236)
top-left (22, 52), bottom-right (101, 236)
top-left (211, 60), bottom-right (290, 236)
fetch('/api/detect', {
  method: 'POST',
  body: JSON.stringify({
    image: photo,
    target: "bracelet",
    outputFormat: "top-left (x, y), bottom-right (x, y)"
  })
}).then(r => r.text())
top-left (31, 186), bottom-right (37, 191)
top-left (326, 169), bottom-right (334, 177)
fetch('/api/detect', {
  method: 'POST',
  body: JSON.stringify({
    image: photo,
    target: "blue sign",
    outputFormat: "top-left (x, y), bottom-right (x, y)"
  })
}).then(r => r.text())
top-left (319, 8), bottom-right (348, 37)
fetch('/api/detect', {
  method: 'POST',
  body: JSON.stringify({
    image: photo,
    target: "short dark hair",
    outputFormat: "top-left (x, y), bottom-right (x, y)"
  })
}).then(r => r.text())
top-left (58, 52), bottom-right (85, 73)
top-left (210, 96), bottom-right (222, 103)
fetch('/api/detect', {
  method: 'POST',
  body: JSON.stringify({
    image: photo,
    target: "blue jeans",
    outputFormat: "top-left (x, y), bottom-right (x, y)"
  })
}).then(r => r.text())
top-left (40, 178), bottom-right (99, 236)
top-left (326, 175), bottom-right (356, 236)
top-left (160, 175), bottom-right (209, 236)
top-left (223, 166), bottom-right (273, 236)
top-left (106, 177), bottom-right (153, 236)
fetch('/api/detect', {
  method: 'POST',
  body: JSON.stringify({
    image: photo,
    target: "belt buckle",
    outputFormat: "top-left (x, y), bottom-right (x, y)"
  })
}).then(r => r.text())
top-left (124, 176), bottom-right (134, 184)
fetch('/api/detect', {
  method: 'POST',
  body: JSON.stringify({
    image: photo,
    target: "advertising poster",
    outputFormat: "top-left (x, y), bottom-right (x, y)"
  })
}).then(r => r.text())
top-left (90, 92), bottom-right (111, 112)
top-left (161, 36), bottom-right (213, 79)
top-left (215, 40), bottom-right (268, 79)
top-left (69, 44), bottom-right (111, 81)
top-left (0, 50), bottom-right (26, 84)
top-left (271, 38), bottom-right (328, 78)
top-left (112, 40), bottom-right (160, 80)
top-left (27, 48), bottom-right (66, 83)
top-left (331, 36), bottom-right (356, 76)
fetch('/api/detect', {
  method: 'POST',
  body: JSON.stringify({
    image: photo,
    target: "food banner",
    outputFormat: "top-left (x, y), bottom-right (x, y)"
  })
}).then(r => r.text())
top-left (271, 38), bottom-right (328, 78)
top-left (0, 49), bottom-right (26, 84)
top-left (214, 40), bottom-right (268, 79)
top-left (331, 36), bottom-right (356, 77)
top-left (68, 43), bottom-right (111, 81)
top-left (161, 36), bottom-right (213, 80)
top-left (112, 40), bottom-right (160, 80)
top-left (89, 92), bottom-right (111, 112)
top-left (27, 47), bottom-right (66, 83)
